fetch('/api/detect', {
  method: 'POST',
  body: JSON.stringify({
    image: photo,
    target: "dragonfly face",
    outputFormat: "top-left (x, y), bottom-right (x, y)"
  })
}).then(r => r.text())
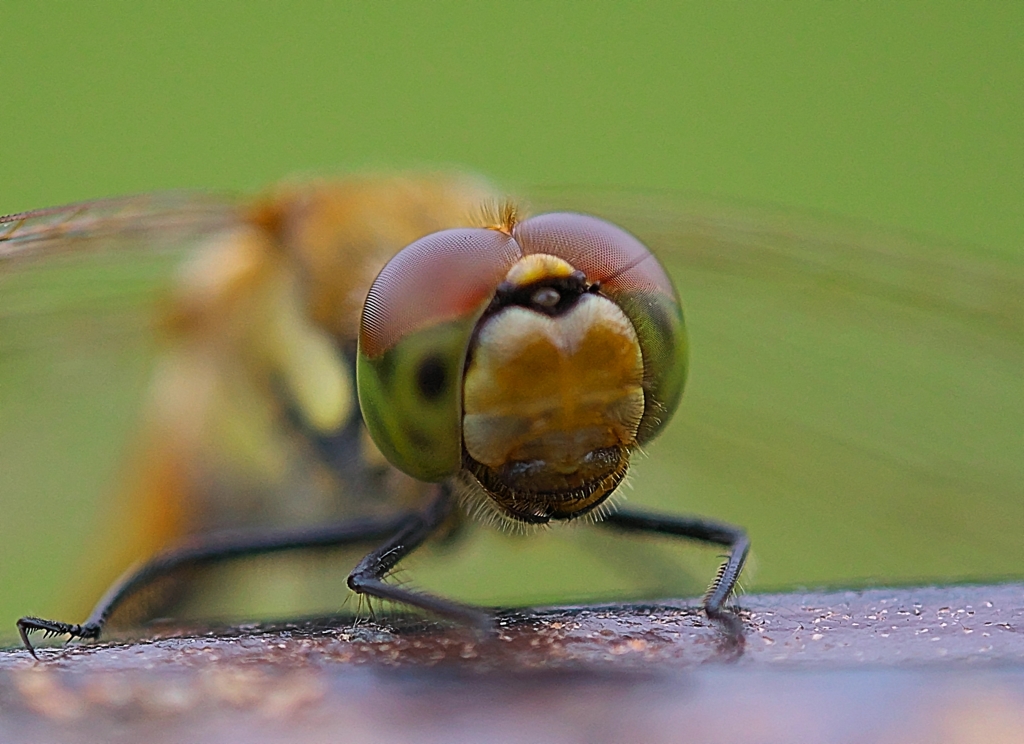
top-left (357, 212), bottom-right (687, 523)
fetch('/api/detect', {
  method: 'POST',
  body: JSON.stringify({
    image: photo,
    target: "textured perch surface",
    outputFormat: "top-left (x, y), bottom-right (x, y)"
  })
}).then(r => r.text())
top-left (2, 583), bottom-right (1024, 744)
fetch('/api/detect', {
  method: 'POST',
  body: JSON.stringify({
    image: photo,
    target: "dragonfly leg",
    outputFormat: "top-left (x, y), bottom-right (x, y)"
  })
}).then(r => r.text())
top-left (600, 508), bottom-right (749, 640)
top-left (17, 512), bottom-right (420, 658)
top-left (347, 485), bottom-right (493, 630)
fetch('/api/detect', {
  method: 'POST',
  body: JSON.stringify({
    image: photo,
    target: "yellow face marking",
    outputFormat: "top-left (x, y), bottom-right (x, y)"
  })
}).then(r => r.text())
top-left (462, 293), bottom-right (645, 485)
top-left (502, 253), bottom-right (578, 289)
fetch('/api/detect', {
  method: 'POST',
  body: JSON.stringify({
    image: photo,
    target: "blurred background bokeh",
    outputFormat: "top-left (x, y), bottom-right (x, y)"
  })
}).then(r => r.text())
top-left (1, 2), bottom-right (1021, 641)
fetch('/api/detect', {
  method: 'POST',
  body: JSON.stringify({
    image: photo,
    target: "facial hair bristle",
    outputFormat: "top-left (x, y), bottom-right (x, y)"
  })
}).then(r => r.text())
top-left (477, 200), bottom-right (522, 236)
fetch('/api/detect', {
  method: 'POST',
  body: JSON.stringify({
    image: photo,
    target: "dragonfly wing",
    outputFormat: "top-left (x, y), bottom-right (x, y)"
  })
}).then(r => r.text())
top-left (0, 192), bottom-right (244, 626)
top-left (0, 192), bottom-right (240, 259)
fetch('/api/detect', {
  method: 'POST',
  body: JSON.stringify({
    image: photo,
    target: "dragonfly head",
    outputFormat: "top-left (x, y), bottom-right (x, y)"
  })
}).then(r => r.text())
top-left (357, 212), bottom-right (687, 524)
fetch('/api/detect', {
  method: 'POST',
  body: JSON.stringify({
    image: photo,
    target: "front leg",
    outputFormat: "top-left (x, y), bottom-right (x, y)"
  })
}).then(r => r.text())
top-left (600, 507), bottom-right (749, 634)
top-left (347, 484), bottom-right (492, 630)
top-left (17, 512), bottom-right (422, 658)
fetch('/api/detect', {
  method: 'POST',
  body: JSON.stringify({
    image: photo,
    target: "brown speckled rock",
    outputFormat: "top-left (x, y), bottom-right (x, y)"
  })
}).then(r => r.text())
top-left (2, 584), bottom-right (1023, 743)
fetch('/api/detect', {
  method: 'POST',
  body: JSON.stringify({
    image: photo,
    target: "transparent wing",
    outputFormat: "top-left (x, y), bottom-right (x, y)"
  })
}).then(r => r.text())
top-left (0, 192), bottom-right (244, 633)
top-left (0, 192), bottom-right (240, 258)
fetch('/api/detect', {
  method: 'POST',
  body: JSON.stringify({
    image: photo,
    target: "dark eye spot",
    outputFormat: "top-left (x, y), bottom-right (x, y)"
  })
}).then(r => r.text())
top-left (415, 354), bottom-right (447, 401)
top-left (406, 426), bottom-right (434, 452)
top-left (531, 287), bottom-right (560, 308)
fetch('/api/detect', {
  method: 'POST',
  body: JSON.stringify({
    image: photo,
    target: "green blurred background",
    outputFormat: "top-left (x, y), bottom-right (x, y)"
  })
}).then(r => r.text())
top-left (1, 2), bottom-right (1021, 639)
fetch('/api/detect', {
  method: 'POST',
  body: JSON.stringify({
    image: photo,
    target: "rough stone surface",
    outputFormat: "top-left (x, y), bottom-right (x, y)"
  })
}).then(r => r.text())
top-left (2, 583), bottom-right (1023, 743)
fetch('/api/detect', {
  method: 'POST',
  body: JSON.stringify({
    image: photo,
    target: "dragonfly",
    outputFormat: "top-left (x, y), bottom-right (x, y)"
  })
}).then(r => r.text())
top-left (3, 174), bottom-right (1020, 657)
top-left (2, 174), bottom-right (751, 656)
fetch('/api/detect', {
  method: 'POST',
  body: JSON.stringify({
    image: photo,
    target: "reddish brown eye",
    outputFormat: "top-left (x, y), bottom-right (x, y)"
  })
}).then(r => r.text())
top-left (513, 212), bottom-right (676, 299)
top-left (359, 228), bottom-right (521, 359)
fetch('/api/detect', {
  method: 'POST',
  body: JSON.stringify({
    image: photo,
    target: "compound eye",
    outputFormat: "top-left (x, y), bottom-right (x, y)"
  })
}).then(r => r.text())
top-left (513, 213), bottom-right (688, 444)
top-left (357, 228), bottom-right (522, 481)
top-left (360, 228), bottom-right (521, 359)
top-left (513, 212), bottom-right (677, 298)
